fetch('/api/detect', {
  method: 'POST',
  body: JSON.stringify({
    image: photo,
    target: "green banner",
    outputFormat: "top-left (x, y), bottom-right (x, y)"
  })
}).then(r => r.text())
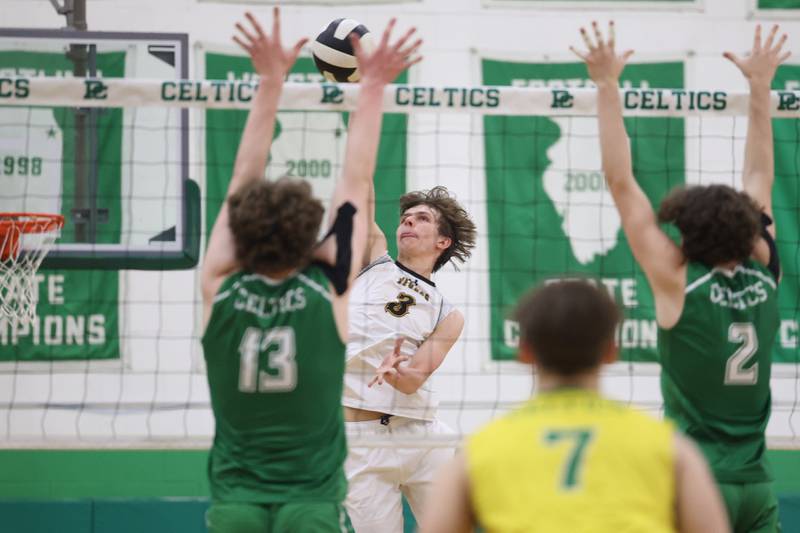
top-left (483, 59), bottom-right (685, 362)
top-left (0, 51), bottom-right (122, 360)
top-left (771, 66), bottom-right (800, 363)
top-left (205, 53), bottom-right (407, 257)
top-left (759, 0), bottom-right (800, 8)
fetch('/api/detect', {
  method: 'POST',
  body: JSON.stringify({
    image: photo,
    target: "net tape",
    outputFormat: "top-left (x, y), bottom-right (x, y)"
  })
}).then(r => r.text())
top-left (3, 76), bottom-right (800, 116)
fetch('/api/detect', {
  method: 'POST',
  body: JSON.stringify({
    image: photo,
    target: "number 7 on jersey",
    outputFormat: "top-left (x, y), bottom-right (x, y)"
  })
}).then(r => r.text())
top-left (543, 428), bottom-right (595, 490)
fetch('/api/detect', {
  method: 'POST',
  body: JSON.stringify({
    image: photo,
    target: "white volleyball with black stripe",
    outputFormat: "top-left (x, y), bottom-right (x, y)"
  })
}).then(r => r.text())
top-left (311, 18), bottom-right (375, 83)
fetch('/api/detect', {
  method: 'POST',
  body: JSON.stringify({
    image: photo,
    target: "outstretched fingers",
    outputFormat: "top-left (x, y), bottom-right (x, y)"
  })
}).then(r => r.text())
top-left (775, 33), bottom-right (788, 53)
top-left (270, 6), bottom-right (281, 44)
top-left (399, 37), bottom-right (423, 57)
top-left (569, 45), bottom-right (588, 62)
top-left (580, 27), bottom-right (596, 51)
top-left (764, 24), bottom-right (779, 51)
top-left (232, 35), bottom-right (252, 54)
top-left (392, 26), bottom-right (417, 53)
top-left (380, 18), bottom-right (397, 50)
top-left (350, 32), bottom-right (363, 60)
top-left (722, 51), bottom-right (742, 69)
top-left (235, 22), bottom-right (257, 47)
top-left (291, 37), bottom-right (309, 62)
top-left (354, 20), bottom-right (423, 81)
top-left (404, 53), bottom-right (424, 69)
top-left (592, 21), bottom-right (605, 48)
top-left (244, 11), bottom-right (266, 41)
top-left (753, 24), bottom-right (763, 52)
top-left (405, 55), bottom-right (423, 69)
top-left (608, 20), bottom-right (616, 49)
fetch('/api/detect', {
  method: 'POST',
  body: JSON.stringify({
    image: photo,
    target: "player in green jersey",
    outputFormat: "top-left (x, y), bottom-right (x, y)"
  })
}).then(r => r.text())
top-left (200, 9), bottom-right (422, 532)
top-left (572, 22), bottom-right (787, 533)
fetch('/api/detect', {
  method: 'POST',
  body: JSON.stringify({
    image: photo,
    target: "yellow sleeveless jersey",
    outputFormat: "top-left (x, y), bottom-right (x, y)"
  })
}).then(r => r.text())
top-left (467, 389), bottom-right (676, 533)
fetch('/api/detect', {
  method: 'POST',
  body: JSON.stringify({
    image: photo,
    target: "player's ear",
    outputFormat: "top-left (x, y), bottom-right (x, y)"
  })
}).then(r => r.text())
top-left (601, 339), bottom-right (618, 365)
top-left (436, 236), bottom-right (452, 251)
top-left (517, 341), bottom-right (535, 364)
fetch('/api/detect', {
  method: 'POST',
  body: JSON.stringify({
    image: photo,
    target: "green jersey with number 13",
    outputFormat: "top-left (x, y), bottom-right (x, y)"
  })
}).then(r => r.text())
top-left (659, 260), bottom-right (779, 483)
top-left (202, 267), bottom-right (347, 503)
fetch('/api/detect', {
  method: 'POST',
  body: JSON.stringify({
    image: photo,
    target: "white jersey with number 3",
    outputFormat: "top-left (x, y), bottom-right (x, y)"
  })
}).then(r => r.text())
top-left (343, 254), bottom-right (454, 421)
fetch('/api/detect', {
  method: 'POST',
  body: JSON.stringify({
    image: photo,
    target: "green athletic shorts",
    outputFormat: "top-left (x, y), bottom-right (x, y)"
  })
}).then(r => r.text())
top-left (718, 481), bottom-right (781, 533)
top-left (206, 501), bottom-right (354, 533)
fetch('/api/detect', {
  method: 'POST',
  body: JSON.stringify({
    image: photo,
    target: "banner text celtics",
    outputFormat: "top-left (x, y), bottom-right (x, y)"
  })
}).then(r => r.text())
top-left (7, 75), bottom-right (800, 116)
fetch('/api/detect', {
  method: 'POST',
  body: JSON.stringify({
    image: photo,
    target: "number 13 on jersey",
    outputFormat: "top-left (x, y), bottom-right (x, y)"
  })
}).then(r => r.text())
top-left (238, 326), bottom-right (298, 393)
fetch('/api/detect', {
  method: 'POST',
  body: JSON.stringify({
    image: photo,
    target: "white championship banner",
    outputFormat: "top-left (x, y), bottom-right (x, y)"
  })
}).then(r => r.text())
top-left (3, 76), bottom-right (800, 116)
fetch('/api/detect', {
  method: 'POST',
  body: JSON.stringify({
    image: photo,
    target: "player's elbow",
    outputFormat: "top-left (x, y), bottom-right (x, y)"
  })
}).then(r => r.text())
top-left (602, 171), bottom-right (634, 193)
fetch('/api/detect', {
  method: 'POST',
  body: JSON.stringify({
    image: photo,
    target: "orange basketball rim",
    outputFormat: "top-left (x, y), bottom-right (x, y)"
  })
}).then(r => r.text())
top-left (0, 213), bottom-right (64, 323)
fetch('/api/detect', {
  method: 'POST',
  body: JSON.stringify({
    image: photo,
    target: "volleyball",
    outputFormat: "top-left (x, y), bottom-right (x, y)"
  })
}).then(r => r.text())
top-left (311, 18), bottom-right (375, 83)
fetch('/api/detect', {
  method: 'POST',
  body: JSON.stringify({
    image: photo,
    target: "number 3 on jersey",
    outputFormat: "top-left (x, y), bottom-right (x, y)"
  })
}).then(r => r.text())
top-left (385, 292), bottom-right (416, 317)
top-left (238, 326), bottom-right (297, 393)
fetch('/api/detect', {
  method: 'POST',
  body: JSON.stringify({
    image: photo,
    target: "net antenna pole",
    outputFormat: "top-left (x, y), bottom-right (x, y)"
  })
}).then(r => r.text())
top-left (50, 0), bottom-right (93, 243)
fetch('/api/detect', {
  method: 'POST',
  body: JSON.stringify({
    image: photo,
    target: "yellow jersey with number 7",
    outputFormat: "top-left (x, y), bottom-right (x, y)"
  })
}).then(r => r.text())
top-left (466, 388), bottom-right (676, 533)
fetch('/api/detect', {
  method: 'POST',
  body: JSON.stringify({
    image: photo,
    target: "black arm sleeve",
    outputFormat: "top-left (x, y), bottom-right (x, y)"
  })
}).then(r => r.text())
top-left (313, 202), bottom-right (357, 296)
top-left (760, 212), bottom-right (781, 281)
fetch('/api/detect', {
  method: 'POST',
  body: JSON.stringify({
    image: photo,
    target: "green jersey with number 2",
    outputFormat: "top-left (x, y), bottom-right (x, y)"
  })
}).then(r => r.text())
top-left (659, 260), bottom-right (779, 483)
top-left (202, 267), bottom-right (347, 503)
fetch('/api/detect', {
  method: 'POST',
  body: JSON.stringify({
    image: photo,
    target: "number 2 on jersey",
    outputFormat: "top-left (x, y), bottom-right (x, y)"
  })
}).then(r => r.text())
top-left (238, 326), bottom-right (297, 393)
top-left (725, 322), bottom-right (758, 385)
top-left (543, 428), bottom-right (594, 490)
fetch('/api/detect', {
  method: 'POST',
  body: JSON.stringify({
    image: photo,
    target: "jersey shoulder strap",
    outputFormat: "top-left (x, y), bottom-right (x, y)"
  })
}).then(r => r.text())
top-left (357, 252), bottom-right (393, 278)
top-left (210, 271), bottom-right (245, 305)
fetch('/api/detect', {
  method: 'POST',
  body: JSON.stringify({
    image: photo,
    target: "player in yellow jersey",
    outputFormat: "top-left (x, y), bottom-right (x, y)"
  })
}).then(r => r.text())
top-left (419, 280), bottom-right (730, 533)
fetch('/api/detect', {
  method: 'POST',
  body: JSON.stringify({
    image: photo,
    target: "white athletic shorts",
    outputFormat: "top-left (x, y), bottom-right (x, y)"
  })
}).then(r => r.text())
top-left (344, 416), bottom-right (455, 533)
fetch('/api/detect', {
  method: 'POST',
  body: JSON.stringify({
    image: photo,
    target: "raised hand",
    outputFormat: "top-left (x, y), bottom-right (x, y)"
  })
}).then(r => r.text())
top-left (352, 18), bottom-right (422, 87)
top-left (724, 25), bottom-right (790, 87)
top-left (233, 8), bottom-right (308, 82)
top-left (368, 337), bottom-right (409, 388)
top-left (570, 21), bottom-right (634, 87)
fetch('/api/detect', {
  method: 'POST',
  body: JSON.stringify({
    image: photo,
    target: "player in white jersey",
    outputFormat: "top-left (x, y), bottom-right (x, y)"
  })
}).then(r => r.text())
top-left (343, 186), bottom-right (476, 533)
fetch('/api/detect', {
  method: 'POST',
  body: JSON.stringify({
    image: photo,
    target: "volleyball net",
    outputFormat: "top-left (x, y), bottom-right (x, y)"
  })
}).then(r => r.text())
top-left (1, 69), bottom-right (798, 449)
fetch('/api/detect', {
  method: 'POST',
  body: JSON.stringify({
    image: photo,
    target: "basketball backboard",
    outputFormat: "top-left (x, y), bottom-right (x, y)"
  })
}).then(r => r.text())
top-left (0, 28), bottom-right (199, 269)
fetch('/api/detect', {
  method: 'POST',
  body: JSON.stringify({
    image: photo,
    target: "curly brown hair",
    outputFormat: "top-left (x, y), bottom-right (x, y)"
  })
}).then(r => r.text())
top-left (228, 178), bottom-right (324, 274)
top-left (399, 186), bottom-right (477, 272)
top-left (657, 184), bottom-right (761, 267)
top-left (515, 279), bottom-right (620, 376)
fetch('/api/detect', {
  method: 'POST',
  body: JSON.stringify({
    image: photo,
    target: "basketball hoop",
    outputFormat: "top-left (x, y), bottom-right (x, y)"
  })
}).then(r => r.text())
top-left (0, 213), bottom-right (64, 324)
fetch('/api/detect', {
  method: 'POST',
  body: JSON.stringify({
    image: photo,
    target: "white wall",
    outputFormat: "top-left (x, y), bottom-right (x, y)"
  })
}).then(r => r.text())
top-left (1, 0), bottom-right (798, 447)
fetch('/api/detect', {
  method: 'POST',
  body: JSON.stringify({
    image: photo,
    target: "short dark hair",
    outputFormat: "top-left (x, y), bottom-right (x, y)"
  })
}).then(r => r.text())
top-left (227, 178), bottom-right (324, 274)
top-left (514, 279), bottom-right (620, 376)
top-left (657, 184), bottom-right (761, 267)
top-left (399, 186), bottom-right (476, 272)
